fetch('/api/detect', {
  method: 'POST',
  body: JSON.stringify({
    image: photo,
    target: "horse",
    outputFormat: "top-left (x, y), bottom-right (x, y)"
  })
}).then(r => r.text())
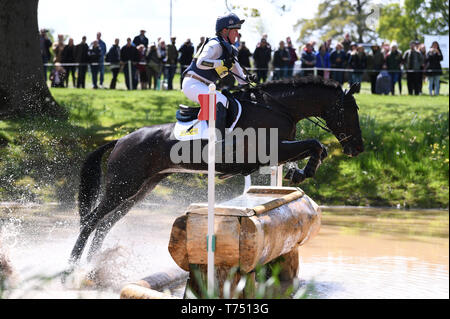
top-left (69, 76), bottom-right (364, 264)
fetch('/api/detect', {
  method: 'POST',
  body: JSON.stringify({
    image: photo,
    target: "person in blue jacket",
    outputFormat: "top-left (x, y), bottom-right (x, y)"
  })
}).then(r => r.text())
top-left (315, 43), bottom-right (331, 78)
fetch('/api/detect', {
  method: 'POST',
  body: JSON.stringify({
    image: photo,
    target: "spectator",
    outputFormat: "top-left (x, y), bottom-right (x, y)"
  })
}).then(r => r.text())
top-left (158, 40), bottom-right (168, 90)
top-left (234, 32), bottom-right (242, 49)
top-left (62, 38), bottom-right (76, 87)
top-left (403, 40), bottom-right (423, 95)
top-left (418, 43), bottom-right (427, 94)
top-left (300, 42), bottom-right (316, 76)
top-left (386, 42), bottom-right (403, 95)
top-left (381, 41), bottom-right (391, 58)
top-left (39, 29), bottom-right (52, 81)
top-left (105, 38), bottom-right (121, 89)
top-left (146, 43), bottom-right (162, 90)
top-left (52, 34), bottom-right (65, 63)
top-left (345, 42), bottom-right (357, 85)
top-left (133, 30), bottom-right (149, 49)
top-left (253, 38), bottom-right (272, 83)
top-left (273, 41), bottom-right (290, 80)
top-left (178, 38), bottom-right (194, 88)
top-left (96, 32), bottom-right (107, 88)
top-left (375, 65), bottom-right (392, 95)
top-left (75, 36), bottom-right (89, 88)
top-left (121, 37), bottom-right (139, 90)
top-left (238, 41), bottom-right (252, 69)
top-left (261, 33), bottom-right (272, 50)
top-left (324, 38), bottom-right (332, 53)
top-left (367, 43), bottom-right (385, 94)
top-left (330, 42), bottom-right (346, 84)
top-left (196, 36), bottom-right (206, 53)
top-left (342, 33), bottom-right (352, 53)
top-left (49, 62), bottom-right (66, 88)
top-left (425, 41), bottom-right (443, 96)
top-left (136, 44), bottom-right (148, 89)
top-left (166, 37), bottom-right (178, 90)
top-left (348, 45), bottom-right (366, 93)
top-left (88, 40), bottom-right (101, 89)
top-left (286, 37), bottom-right (298, 78)
top-left (316, 43), bottom-right (331, 79)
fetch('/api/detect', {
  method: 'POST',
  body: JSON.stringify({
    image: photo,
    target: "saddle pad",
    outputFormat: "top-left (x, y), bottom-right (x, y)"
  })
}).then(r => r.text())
top-left (173, 99), bottom-right (242, 141)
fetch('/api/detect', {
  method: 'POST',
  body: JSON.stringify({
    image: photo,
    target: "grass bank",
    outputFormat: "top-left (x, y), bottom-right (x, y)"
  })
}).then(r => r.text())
top-left (0, 82), bottom-right (448, 208)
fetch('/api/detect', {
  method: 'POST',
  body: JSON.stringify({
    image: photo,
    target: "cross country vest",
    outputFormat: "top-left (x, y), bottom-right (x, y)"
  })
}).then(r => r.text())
top-left (183, 36), bottom-right (236, 82)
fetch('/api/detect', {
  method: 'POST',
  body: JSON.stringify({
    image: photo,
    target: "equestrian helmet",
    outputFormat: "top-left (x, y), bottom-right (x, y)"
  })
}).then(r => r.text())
top-left (216, 13), bottom-right (245, 33)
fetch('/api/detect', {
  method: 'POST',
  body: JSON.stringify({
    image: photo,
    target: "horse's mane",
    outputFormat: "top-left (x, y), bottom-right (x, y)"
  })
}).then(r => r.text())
top-left (241, 75), bottom-right (342, 95)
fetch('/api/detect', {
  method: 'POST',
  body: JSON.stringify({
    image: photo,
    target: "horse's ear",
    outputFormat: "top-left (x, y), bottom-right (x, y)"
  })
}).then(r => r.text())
top-left (347, 83), bottom-right (360, 96)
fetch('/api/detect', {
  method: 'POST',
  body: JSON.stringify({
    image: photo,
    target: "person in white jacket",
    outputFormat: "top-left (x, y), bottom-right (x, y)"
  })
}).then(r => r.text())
top-left (181, 13), bottom-right (256, 142)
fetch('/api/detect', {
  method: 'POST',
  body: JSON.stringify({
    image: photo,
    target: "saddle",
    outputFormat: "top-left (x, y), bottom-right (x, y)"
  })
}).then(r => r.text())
top-left (175, 89), bottom-right (239, 127)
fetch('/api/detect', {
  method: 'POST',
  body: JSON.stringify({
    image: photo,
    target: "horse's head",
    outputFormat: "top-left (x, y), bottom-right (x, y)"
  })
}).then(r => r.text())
top-left (325, 83), bottom-right (364, 157)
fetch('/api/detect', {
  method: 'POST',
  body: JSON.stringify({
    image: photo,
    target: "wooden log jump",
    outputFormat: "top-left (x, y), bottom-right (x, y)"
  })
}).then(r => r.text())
top-left (168, 186), bottom-right (322, 298)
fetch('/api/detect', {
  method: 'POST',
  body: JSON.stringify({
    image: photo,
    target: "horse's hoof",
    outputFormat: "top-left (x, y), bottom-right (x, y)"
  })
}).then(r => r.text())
top-left (291, 168), bottom-right (306, 183)
top-left (284, 168), bottom-right (306, 184)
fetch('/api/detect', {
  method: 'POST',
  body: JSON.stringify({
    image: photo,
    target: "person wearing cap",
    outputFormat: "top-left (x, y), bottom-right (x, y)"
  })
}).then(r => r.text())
top-left (133, 30), bottom-right (149, 49)
top-left (253, 38), bottom-right (272, 82)
top-left (403, 40), bottom-right (423, 95)
top-left (386, 42), bottom-right (402, 95)
top-left (181, 13), bottom-right (256, 144)
top-left (330, 42), bottom-right (347, 84)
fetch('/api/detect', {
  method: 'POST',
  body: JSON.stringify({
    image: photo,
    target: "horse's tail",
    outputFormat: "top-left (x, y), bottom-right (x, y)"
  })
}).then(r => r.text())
top-left (78, 140), bottom-right (118, 227)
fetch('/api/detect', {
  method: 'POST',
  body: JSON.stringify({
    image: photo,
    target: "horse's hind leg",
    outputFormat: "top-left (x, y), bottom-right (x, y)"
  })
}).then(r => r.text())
top-left (86, 174), bottom-right (169, 262)
top-left (69, 198), bottom-right (120, 264)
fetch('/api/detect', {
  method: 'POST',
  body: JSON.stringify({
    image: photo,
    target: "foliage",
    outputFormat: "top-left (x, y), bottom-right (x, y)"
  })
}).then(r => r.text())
top-left (377, 0), bottom-right (449, 52)
top-left (294, 0), bottom-right (377, 44)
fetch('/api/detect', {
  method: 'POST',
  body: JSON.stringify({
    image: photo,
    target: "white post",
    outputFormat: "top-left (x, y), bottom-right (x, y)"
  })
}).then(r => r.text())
top-left (243, 175), bottom-right (252, 194)
top-left (128, 60), bottom-right (133, 90)
top-left (270, 165), bottom-right (284, 187)
top-left (207, 83), bottom-right (216, 296)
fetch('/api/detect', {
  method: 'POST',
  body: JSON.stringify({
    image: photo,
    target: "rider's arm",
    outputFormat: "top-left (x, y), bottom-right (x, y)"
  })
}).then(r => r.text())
top-left (231, 62), bottom-right (248, 85)
top-left (196, 42), bottom-right (224, 70)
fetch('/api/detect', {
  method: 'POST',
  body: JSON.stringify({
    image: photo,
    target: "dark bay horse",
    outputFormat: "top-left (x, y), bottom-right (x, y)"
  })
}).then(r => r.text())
top-left (69, 76), bottom-right (364, 264)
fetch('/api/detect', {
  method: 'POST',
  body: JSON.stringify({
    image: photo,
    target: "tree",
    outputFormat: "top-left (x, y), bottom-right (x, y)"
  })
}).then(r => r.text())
top-left (377, 0), bottom-right (449, 52)
top-left (294, 0), bottom-right (377, 44)
top-left (0, 0), bottom-right (64, 119)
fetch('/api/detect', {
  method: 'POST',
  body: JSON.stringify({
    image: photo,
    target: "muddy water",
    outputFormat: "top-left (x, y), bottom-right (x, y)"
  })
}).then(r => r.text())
top-left (0, 204), bottom-right (448, 299)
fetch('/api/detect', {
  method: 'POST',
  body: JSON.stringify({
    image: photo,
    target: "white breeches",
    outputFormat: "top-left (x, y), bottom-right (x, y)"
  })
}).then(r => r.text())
top-left (182, 76), bottom-right (228, 107)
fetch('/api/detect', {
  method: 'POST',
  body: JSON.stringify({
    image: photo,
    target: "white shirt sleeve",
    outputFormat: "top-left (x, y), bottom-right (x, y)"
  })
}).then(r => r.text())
top-left (196, 41), bottom-right (224, 69)
top-left (232, 62), bottom-right (247, 85)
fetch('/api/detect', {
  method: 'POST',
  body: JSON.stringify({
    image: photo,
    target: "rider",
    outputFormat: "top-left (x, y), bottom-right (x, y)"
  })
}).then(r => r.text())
top-left (181, 13), bottom-right (256, 142)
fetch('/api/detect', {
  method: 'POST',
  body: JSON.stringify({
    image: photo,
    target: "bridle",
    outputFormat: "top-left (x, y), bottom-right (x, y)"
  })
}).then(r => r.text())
top-left (228, 62), bottom-right (352, 143)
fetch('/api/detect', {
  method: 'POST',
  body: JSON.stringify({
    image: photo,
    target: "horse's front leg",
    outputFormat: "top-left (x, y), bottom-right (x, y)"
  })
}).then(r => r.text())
top-left (278, 139), bottom-right (327, 183)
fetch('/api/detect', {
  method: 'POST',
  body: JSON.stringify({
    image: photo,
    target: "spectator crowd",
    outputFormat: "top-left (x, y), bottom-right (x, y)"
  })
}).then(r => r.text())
top-left (39, 29), bottom-right (445, 96)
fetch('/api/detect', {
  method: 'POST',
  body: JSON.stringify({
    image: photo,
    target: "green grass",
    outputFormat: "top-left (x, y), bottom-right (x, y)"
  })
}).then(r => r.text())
top-left (0, 80), bottom-right (448, 208)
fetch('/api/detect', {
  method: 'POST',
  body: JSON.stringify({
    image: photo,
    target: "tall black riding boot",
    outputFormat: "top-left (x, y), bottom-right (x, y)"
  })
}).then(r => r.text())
top-left (214, 102), bottom-right (235, 160)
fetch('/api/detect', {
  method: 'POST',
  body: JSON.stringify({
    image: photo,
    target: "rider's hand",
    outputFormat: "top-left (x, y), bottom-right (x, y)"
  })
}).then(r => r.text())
top-left (247, 74), bottom-right (257, 83)
top-left (223, 57), bottom-right (233, 69)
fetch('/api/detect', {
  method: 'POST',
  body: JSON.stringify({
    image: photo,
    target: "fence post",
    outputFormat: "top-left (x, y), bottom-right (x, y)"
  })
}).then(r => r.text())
top-left (128, 60), bottom-right (132, 90)
top-left (207, 83), bottom-right (216, 297)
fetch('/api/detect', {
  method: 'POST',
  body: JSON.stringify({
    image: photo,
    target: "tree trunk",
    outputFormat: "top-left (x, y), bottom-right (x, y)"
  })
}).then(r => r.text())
top-left (0, 0), bottom-right (65, 119)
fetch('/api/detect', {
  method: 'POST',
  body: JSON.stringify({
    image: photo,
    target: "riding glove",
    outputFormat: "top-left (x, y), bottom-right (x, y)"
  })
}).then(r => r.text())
top-left (223, 57), bottom-right (233, 69)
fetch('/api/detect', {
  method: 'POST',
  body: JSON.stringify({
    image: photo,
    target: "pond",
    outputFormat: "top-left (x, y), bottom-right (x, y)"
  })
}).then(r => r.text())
top-left (0, 204), bottom-right (448, 299)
